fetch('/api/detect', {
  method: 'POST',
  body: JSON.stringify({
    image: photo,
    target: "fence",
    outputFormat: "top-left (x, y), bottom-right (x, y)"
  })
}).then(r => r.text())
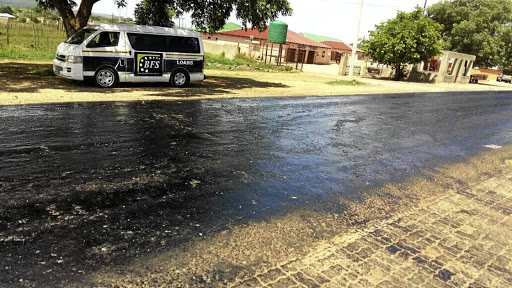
top-left (0, 21), bottom-right (67, 60)
top-left (0, 21), bottom-right (67, 48)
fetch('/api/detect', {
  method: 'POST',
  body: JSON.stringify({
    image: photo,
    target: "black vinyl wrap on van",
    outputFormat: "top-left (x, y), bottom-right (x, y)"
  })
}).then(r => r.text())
top-left (83, 56), bottom-right (121, 72)
top-left (83, 56), bottom-right (203, 74)
top-left (164, 59), bottom-right (203, 73)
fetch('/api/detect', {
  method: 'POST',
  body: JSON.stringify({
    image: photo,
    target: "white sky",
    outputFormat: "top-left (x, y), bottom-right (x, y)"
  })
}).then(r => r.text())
top-left (90, 0), bottom-right (442, 42)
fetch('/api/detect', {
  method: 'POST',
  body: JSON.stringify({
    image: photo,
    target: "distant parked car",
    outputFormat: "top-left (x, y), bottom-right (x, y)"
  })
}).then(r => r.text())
top-left (497, 74), bottom-right (512, 83)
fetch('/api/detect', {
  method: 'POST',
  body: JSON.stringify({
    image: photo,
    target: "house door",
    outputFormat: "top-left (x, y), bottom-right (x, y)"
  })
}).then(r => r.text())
top-left (286, 48), bottom-right (296, 63)
top-left (307, 51), bottom-right (315, 64)
top-left (298, 50), bottom-right (306, 63)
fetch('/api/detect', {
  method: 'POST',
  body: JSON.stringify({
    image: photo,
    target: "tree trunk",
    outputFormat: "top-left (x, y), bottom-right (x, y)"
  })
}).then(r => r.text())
top-left (52, 0), bottom-right (99, 37)
top-left (394, 62), bottom-right (401, 81)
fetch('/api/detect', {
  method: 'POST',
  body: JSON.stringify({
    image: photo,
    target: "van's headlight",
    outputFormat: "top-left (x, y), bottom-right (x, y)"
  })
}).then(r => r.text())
top-left (67, 56), bottom-right (83, 63)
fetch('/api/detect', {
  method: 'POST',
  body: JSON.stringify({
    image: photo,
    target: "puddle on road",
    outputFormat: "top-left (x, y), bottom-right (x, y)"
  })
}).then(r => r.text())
top-left (1, 92), bottom-right (512, 286)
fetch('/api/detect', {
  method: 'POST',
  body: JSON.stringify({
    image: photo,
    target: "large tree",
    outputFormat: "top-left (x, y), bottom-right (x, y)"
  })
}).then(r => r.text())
top-left (37, 0), bottom-right (292, 37)
top-left (362, 8), bottom-right (442, 81)
top-left (499, 25), bottom-right (512, 74)
top-left (37, 0), bottom-right (126, 37)
top-left (134, 0), bottom-right (292, 31)
top-left (427, 0), bottom-right (512, 69)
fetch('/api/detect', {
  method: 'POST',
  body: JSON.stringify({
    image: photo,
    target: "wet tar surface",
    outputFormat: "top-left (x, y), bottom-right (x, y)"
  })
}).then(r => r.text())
top-left (1, 91), bottom-right (512, 286)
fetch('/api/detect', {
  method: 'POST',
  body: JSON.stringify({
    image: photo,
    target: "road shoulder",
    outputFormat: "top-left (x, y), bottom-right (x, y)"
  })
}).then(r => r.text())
top-left (1, 61), bottom-right (512, 106)
top-left (89, 146), bottom-right (512, 287)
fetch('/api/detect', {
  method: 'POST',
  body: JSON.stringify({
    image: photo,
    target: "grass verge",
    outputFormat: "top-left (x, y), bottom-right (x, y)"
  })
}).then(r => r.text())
top-left (327, 79), bottom-right (365, 86)
top-left (206, 53), bottom-right (295, 72)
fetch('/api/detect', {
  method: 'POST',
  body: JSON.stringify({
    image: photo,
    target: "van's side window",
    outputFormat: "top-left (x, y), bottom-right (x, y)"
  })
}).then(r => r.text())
top-left (86, 32), bottom-right (120, 48)
top-left (127, 33), bottom-right (200, 53)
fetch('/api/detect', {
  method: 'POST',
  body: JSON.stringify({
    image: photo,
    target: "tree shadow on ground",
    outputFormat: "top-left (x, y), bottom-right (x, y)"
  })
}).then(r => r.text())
top-left (0, 62), bottom-right (289, 95)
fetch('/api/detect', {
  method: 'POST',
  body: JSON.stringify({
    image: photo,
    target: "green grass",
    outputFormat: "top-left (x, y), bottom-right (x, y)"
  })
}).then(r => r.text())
top-left (205, 52), bottom-right (294, 72)
top-left (0, 22), bottom-right (295, 73)
top-left (326, 79), bottom-right (365, 86)
top-left (0, 22), bottom-right (67, 61)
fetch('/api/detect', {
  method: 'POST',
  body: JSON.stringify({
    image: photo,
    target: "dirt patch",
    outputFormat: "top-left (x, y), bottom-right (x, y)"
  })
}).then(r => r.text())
top-left (87, 145), bottom-right (512, 287)
top-left (1, 61), bottom-right (511, 106)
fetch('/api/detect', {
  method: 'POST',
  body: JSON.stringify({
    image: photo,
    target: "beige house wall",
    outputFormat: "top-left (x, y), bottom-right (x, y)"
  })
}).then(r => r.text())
top-left (0, 17), bottom-right (11, 25)
top-left (201, 32), bottom-right (331, 65)
top-left (408, 50), bottom-right (476, 83)
top-left (203, 40), bottom-right (262, 59)
top-left (470, 68), bottom-right (501, 81)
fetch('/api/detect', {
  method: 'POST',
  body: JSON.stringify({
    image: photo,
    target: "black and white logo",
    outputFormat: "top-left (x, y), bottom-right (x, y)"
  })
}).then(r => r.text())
top-left (135, 52), bottom-right (163, 76)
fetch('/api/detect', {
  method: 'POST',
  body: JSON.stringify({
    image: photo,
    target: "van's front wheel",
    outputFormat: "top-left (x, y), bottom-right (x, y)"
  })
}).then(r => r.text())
top-left (95, 67), bottom-right (118, 88)
top-left (171, 70), bottom-right (189, 88)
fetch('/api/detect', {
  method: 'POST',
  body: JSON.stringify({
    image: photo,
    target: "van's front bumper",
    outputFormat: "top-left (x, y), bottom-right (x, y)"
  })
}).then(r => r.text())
top-left (53, 59), bottom-right (83, 81)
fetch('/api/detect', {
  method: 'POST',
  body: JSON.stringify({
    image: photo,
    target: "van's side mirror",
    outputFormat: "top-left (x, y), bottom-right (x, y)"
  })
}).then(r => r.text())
top-left (86, 40), bottom-right (97, 48)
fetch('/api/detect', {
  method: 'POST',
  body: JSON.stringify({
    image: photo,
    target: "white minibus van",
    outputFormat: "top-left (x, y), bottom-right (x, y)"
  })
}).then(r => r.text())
top-left (53, 23), bottom-right (205, 88)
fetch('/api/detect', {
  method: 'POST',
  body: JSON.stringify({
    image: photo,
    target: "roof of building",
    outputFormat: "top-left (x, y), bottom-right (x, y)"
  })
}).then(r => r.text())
top-left (300, 32), bottom-right (341, 43)
top-left (218, 27), bottom-right (330, 48)
top-left (321, 41), bottom-right (352, 51)
top-left (0, 13), bottom-right (15, 19)
top-left (199, 22), bottom-right (242, 33)
top-left (197, 22), bottom-right (242, 33)
top-left (218, 22), bottom-right (243, 32)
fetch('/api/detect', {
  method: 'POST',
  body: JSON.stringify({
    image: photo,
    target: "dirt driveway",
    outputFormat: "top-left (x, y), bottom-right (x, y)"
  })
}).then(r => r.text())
top-left (1, 61), bottom-right (511, 106)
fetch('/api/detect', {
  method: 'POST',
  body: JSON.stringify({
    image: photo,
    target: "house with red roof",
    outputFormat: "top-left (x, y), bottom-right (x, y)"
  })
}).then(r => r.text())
top-left (321, 41), bottom-right (364, 63)
top-left (298, 32), bottom-right (364, 64)
top-left (201, 26), bottom-right (332, 65)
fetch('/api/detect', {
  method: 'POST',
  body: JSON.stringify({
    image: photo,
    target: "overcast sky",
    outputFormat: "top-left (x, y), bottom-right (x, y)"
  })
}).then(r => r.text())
top-left (90, 0), bottom-right (442, 42)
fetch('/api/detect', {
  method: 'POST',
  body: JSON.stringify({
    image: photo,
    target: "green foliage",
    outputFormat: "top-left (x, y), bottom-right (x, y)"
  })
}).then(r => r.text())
top-left (133, 0), bottom-right (292, 32)
top-left (326, 79), bottom-right (365, 86)
top-left (499, 25), bottom-right (512, 74)
top-left (428, 0), bottom-right (512, 68)
top-left (134, 0), bottom-right (174, 27)
top-left (362, 8), bottom-right (442, 80)
top-left (0, 5), bottom-right (14, 14)
top-left (205, 52), bottom-right (293, 72)
top-left (0, 22), bottom-right (67, 61)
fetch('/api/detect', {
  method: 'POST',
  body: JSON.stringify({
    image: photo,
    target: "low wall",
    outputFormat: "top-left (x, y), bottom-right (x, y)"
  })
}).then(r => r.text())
top-left (408, 66), bottom-right (438, 83)
top-left (203, 40), bottom-right (261, 59)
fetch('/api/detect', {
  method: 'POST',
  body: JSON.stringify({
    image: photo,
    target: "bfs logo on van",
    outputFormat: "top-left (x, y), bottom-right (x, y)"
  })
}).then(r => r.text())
top-left (135, 52), bottom-right (163, 76)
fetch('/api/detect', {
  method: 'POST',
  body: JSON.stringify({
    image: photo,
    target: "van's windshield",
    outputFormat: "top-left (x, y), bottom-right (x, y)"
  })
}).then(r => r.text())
top-left (65, 28), bottom-right (97, 44)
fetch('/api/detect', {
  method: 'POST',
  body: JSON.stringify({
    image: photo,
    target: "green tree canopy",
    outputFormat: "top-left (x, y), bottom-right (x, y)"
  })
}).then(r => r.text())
top-left (36, 0), bottom-right (127, 37)
top-left (36, 0), bottom-right (292, 37)
top-left (499, 25), bottom-right (512, 73)
top-left (134, 0), bottom-right (175, 27)
top-left (428, 0), bottom-right (512, 69)
top-left (362, 8), bottom-right (442, 80)
top-left (0, 5), bottom-right (15, 14)
top-left (134, 0), bottom-right (292, 32)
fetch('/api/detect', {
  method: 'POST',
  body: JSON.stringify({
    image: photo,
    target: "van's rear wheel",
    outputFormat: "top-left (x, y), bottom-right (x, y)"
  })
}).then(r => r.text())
top-left (171, 70), bottom-right (189, 88)
top-left (95, 67), bottom-right (118, 88)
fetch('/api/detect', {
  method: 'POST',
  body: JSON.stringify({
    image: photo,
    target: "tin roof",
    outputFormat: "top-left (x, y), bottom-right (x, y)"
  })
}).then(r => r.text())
top-left (0, 13), bottom-right (15, 19)
top-left (321, 41), bottom-right (353, 51)
top-left (217, 22), bottom-right (243, 32)
top-left (300, 32), bottom-right (341, 43)
top-left (218, 27), bottom-right (330, 48)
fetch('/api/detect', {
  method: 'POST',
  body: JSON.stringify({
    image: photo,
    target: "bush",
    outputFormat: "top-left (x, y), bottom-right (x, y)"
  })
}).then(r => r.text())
top-left (0, 6), bottom-right (14, 15)
top-left (205, 52), bottom-right (293, 72)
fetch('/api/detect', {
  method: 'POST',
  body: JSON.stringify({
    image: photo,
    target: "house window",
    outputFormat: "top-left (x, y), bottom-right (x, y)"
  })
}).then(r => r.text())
top-left (447, 58), bottom-right (457, 75)
top-left (463, 60), bottom-right (469, 76)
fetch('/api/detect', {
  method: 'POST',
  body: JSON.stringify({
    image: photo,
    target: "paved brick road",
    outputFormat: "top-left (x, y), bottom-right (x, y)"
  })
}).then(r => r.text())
top-left (233, 165), bottom-right (512, 287)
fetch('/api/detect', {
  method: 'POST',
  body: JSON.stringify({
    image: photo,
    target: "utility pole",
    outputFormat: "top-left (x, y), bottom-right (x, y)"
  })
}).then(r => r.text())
top-left (348, 0), bottom-right (363, 80)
